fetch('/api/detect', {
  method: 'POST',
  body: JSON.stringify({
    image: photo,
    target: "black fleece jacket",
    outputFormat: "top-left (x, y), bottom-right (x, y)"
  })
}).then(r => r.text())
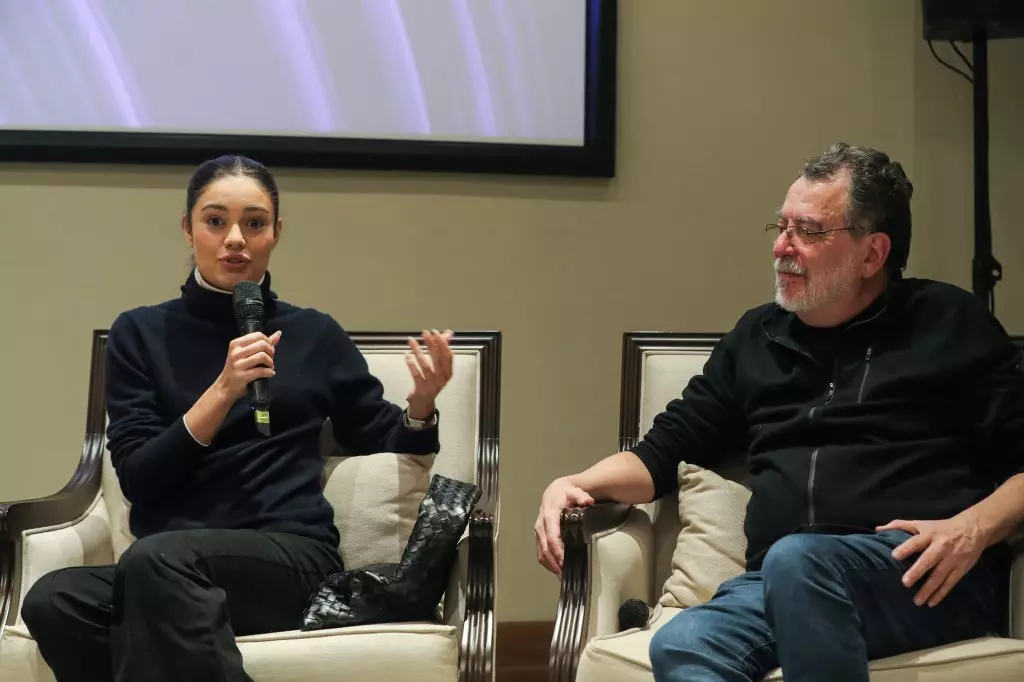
top-left (631, 278), bottom-right (1024, 570)
top-left (104, 271), bottom-right (439, 549)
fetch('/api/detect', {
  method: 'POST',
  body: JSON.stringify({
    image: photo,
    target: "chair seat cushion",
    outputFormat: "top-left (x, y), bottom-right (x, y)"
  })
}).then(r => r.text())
top-left (575, 607), bottom-right (1024, 682)
top-left (2, 622), bottom-right (458, 682)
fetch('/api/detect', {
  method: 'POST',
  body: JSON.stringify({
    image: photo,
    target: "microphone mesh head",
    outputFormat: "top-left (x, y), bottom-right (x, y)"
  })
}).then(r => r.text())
top-left (617, 599), bottom-right (650, 631)
top-left (232, 280), bottom-right (264, 322)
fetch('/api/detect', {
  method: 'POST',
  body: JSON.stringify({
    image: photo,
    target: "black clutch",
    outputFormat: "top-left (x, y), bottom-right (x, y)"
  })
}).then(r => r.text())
top-left (301, 473), bottom-right (481, 630)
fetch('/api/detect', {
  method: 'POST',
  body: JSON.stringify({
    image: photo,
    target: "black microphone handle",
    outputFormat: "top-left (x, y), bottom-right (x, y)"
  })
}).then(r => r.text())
top-left (239, 320), bottom-right (271, 434)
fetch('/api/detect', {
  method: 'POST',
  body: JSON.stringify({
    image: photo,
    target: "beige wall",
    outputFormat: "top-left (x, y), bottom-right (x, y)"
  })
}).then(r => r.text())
top-left (1, 0), bottom-right (1021, 622)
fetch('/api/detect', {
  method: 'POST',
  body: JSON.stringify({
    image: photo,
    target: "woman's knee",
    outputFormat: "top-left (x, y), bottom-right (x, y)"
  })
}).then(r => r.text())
top-left (115, 532), bottom-right (193, 581)
top-left (113, 532), bottom-right (207, 614)
top-left (21, 571), bottom-right (70, 636)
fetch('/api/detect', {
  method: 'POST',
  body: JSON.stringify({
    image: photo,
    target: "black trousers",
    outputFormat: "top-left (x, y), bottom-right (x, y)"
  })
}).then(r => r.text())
top-left (20, 529), bottom-right (342, 682)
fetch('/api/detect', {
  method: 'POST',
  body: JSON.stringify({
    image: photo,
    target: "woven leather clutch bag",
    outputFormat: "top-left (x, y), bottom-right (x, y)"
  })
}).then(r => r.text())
top-left (301, 473), bottom-right (481, 630)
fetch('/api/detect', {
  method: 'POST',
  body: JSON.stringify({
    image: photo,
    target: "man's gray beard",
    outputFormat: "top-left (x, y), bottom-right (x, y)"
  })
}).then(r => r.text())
top-left (775, 252), bottom-right (857, 313)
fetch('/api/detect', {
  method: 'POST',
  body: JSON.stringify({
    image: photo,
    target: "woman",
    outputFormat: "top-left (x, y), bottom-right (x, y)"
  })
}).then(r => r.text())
top-left (21, 155), bottom-right (454, 682)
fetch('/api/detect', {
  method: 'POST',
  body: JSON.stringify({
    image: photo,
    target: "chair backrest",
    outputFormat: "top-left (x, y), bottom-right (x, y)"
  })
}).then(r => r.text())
top-left (618, 332), bottom-right (745, 597)
top-left (101, 331), bottom-right (501, 570)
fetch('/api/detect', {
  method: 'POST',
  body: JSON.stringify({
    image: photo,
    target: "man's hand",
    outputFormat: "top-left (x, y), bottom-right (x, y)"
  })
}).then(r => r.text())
top-left (876, 514), bottom-right (986, 608)
top-left (535, 478), bottom-right (595, 577)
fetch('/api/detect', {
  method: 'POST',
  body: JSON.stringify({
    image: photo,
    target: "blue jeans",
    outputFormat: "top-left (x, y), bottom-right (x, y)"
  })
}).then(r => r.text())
top-left (649, 531), bottom-right (1001, 682)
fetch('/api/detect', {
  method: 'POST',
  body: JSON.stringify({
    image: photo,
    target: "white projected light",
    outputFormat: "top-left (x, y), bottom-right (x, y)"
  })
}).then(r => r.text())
top-left (0, 0), bottom-right (618, 177)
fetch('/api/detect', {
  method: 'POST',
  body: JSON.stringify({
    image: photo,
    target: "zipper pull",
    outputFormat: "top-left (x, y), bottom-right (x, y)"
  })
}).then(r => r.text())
top-left (865, 347), bottom-right (873, 361)
top-left (826, 382), bottom-right (835, 403)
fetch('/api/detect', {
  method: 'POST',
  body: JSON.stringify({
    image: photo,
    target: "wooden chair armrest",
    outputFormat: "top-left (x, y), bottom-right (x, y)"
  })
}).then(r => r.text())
top-left (458, 432), bottom-right (500, 682)
top-left (548, 502), bottom-right (635, 682)
top-left (458, 506), bottom-right (496, 682)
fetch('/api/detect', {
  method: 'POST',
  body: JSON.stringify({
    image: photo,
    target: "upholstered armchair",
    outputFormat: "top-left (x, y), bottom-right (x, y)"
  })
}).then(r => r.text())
top-left (549, 332), bottom-right (1024, 682)
top-left (0, 329), bottom-right (501, 682)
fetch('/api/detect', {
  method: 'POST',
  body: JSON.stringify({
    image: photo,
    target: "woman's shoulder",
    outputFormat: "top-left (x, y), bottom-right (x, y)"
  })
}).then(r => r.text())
top-left (273, 299), bottom-right (340, 329)
top-left (273, 300), bottom-right (357, 346)
top-left (109, 297), bottom-right (182, 332)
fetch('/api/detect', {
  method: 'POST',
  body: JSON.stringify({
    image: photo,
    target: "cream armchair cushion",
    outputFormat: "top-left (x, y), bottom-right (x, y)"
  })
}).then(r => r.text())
top-left (324, 451), bottom-right (436, 570)
top-left (658, 462), bottom-right (749, 609)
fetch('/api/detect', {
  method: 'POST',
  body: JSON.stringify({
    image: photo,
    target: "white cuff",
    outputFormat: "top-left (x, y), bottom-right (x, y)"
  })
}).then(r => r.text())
top-left (183, 416), bottom-right (211, 447)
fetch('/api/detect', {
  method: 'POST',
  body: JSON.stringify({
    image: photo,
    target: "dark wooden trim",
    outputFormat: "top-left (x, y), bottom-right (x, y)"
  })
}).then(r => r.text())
top-left (0, 534), bottom-right (11, 634)
top-left (0, 329), bottom-right (108, 630)
top-left (460, 509), bottom-right (496, 682)
top-left (0, 330), bottom-right (108, 539)
top-left (618, 332), bottom-right (722, 452)
top-left (496, 621), bottom-right (554, 682)
top-left (548, 503), bottom-right (633, 682)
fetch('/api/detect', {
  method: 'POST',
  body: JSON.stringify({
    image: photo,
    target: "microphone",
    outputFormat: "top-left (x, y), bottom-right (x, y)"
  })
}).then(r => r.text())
top-left (617, 598), bottom-right (652, 631)
top-left (232, 280), bottom-right (271, 436)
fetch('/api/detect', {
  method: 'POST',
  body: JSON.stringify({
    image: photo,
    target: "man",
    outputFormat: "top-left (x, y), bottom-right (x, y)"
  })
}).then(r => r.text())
top-left (534, 143), bottom-right (1024, 682)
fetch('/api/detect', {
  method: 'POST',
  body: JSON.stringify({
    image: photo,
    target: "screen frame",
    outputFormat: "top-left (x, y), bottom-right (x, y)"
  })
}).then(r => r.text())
top-left (0, 0), bottom-right (618, 178)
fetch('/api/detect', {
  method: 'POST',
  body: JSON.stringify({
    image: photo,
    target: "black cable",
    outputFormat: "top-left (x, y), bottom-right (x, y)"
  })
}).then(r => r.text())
top-left (949, 41), bottom-right (973, 72)
top-left (928, 40), bottom-right (973, 84)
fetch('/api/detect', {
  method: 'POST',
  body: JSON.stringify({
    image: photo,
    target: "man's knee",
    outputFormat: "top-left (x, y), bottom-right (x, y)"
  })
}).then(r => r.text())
top-left (649, 607), bottom-right (715, 675)
top-left (761, 533), bottom-right (861, 593)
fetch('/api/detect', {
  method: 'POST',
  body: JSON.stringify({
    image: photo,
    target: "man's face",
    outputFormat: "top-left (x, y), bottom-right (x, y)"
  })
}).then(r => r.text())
top-left (772, 174), bottom-right (864, 316)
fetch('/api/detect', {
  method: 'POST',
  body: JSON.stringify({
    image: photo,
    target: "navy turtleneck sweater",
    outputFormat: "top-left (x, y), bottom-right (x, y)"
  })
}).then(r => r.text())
top-left (104, 271), bottom-right (440, 549)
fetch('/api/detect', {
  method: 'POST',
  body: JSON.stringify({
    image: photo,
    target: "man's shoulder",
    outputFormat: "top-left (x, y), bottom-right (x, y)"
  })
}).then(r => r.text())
top-left (897, 277), bottom-right (981, 312)
top-left (891, 278), bottom-right (1016, 368)
top-left (894, 277), bottom-right (1002, 333)
top-left (736, 301), bottom-right (779, 326)
top-left (723, 301), bottom-right (778, 345)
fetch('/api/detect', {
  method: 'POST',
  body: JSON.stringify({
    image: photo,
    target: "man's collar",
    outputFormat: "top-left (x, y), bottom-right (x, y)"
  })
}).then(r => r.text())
top-left (760, 283), bottom-right (894, 348)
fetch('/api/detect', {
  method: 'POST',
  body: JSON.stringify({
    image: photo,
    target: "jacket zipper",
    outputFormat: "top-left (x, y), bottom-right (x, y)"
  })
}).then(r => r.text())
top-left (808, 448), bottom-right (819, 526)
top-left (809, 357), bottom-right (839, 527)
top-left (857, 346), bottom-right (873, 403)
top-left (763, 311), bottom-right (885, 531)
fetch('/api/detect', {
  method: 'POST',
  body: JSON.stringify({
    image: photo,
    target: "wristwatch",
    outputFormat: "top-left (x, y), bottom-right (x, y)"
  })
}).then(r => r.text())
top-left (404, 409), bottom-right (437, 430)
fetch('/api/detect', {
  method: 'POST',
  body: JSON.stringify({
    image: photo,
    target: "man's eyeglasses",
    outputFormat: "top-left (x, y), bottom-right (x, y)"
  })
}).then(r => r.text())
top-left (765, 223), bottom-right (854, 241)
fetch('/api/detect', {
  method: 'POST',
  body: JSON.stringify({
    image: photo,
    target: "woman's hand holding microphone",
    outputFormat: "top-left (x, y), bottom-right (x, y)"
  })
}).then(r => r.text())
top-left (185, 331), bottom-right (282, 445)
top-left (214, 330), bottom-right (282, 401)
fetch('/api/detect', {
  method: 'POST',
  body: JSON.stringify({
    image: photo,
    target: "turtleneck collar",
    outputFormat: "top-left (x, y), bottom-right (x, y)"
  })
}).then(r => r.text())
top-left (181, 268), bottom-right (277, 324)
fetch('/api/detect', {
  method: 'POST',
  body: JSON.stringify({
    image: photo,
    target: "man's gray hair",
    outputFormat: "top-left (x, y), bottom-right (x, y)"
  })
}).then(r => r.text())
top-left (802, 143), bottom-right (914, 279)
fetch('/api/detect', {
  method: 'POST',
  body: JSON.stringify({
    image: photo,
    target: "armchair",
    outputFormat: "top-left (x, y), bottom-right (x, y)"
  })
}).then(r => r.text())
top-left (550, 332), bottom-right (1024, 682)
top-left (1, 329), bottom-right (502, 682)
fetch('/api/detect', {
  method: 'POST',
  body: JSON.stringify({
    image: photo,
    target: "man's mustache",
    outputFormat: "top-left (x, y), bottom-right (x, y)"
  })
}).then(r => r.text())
top-left (775, 258), bottom-right (806, 276)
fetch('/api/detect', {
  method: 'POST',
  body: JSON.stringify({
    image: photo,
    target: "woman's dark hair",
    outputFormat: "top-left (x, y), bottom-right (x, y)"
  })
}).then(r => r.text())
top-left (801, 142), bottom-right (913, 280)
top-left (184, 154), bottom-right (280, 225)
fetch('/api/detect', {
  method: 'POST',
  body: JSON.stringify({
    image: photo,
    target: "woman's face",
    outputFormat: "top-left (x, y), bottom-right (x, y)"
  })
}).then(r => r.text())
top-left (182, 175), bottom-right (281, 291)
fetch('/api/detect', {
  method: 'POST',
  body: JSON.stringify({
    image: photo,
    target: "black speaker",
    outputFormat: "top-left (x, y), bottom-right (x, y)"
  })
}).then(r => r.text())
top-left (923, 0), bottom-right (1024, 41)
